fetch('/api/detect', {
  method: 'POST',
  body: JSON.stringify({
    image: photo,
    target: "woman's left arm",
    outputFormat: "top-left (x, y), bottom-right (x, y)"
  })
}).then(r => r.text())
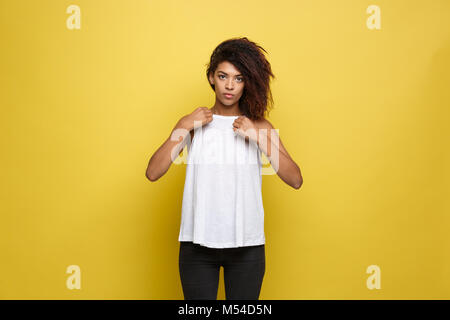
top-left (233, 117), bottom-right (303, 189)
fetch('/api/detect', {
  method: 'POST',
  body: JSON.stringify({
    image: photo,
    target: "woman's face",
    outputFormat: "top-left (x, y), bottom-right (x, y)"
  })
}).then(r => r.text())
top-left (209, 61), bottom-right (245, 105)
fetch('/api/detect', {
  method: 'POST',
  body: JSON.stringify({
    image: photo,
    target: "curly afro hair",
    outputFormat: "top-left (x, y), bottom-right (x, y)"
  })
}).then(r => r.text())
top-left (206, 37), bottom-right (275, 121)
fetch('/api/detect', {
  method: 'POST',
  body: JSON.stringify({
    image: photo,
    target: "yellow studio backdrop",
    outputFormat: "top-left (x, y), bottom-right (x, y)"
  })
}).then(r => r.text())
top-left (0, 0), bottom-right (449, 299)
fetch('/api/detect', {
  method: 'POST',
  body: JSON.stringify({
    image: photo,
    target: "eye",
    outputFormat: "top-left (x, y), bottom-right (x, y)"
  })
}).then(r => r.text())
top-left (236, 77), bottom-right (243, 82)
top-left (219, 74), bottom-right (226, 79)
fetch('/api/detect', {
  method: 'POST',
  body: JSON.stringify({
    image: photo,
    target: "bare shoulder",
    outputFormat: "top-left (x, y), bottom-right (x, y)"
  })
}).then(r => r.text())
top-left (254, 118), bottom-right (274, 130)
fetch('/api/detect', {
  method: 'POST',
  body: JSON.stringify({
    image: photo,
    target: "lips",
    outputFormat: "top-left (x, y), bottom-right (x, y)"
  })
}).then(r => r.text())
top-left (224, 93), bottom-right (234, 98)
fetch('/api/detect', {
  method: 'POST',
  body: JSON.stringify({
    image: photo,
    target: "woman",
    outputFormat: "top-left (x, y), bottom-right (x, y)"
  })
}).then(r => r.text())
top-left (146, 37), bottom-right (303, 300)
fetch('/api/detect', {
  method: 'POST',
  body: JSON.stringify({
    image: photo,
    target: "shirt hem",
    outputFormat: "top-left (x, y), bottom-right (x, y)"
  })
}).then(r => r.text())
top-left (178, 236), bottom-right (265, 249)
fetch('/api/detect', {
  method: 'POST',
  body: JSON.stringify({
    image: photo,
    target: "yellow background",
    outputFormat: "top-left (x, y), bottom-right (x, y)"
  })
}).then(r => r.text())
top-left (1, 0), bottom-right (449, 299)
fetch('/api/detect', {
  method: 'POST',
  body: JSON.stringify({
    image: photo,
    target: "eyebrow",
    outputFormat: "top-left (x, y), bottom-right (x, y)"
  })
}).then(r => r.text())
top-left (217, 71), bottom-right (243, 77)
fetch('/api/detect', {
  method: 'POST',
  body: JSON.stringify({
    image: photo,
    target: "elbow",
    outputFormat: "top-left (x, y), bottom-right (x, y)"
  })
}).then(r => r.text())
top-left (146, 156), bottom-right (160, 182)
top-left (146, 169), bottom-right (159, 182)
top-left (145, 172), bottom-right (154, 181)
top-left (293, 165), bottom-right (303, 189)
top-left (293, 176), bottom-right (303, 190)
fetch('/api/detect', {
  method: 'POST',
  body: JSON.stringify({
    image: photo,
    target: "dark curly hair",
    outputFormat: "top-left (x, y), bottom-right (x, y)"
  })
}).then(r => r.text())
top-left (205, 37), bottom-right (275, 121)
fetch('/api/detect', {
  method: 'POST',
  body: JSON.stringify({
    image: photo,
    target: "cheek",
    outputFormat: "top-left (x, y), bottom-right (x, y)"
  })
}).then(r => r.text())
top-left (236, 86), bottom-right (245, 98)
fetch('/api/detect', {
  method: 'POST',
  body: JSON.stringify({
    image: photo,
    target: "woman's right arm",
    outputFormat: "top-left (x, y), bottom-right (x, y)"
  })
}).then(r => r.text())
top-left (145, 118), bottom-right (190, 182)
top-left (145, 107), bottom-right (212, 182)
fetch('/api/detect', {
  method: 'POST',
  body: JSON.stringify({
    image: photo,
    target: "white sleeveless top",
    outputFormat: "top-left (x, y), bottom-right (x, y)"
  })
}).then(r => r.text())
top-left (178, 114), bottom-right (265, 248)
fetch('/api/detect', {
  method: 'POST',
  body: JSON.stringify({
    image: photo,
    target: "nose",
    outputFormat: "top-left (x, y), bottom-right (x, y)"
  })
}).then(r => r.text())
top-left (225, 78), bottom-right (234, 90)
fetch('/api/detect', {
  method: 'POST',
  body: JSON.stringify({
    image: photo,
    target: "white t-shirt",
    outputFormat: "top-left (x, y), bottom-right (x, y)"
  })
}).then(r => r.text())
top-left (178, 114), bottom-right (266, 248)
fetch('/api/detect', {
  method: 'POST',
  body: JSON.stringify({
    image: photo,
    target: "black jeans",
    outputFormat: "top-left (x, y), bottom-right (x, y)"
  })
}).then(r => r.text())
top-left (178, 241), bottom-right (265, 300)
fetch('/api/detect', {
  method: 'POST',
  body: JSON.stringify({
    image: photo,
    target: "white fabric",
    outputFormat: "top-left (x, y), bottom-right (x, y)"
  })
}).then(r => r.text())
top-left (178, 114), bottom-right (265, 248)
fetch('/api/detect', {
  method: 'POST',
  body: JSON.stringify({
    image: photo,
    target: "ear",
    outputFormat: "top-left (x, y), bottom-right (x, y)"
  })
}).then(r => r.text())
top-left (208, 73), bottom-right (214, 85)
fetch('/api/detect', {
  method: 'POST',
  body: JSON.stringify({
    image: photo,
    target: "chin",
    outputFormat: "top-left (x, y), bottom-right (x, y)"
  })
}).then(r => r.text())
top-left (221, 98), bottom-right (235, 105)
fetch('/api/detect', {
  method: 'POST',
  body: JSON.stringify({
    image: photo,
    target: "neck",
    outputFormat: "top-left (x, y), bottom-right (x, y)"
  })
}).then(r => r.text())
top-left (211, 100), bottom-right (242, 116)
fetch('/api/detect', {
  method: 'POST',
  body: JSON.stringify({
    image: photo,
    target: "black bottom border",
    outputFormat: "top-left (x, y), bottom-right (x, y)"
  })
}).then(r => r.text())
top-left (1, 300), bottom-right (449, 318)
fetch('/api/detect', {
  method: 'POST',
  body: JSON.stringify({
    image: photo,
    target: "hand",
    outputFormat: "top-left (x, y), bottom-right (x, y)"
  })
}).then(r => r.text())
top-left (232, 116), bottom-right (259, 143)
top-left (178, 107), bottom-right (213, 131)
